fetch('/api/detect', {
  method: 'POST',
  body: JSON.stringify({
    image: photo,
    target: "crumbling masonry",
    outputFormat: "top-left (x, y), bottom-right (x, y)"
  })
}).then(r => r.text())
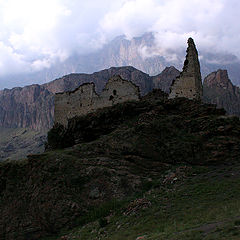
top-left (169, 38), bottom-right (203, 100)
top-left (54, 75), bottom-right (140, 126)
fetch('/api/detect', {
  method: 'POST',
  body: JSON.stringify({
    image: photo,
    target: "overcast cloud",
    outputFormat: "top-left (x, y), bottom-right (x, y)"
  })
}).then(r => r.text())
top-left (0, 0), bottom-right (239, 78)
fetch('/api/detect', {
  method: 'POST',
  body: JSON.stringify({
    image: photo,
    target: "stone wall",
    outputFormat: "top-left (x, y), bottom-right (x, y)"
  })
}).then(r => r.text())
top-left (169, 38), bottom-right (203, 100)
top-left (54, 75), bottom-right (140, 126)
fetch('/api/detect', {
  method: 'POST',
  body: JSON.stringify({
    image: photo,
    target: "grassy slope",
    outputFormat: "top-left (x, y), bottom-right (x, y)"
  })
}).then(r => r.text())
top-left (0, 127), bottom-right (46, 161)
top-left (42, 162), bottom-right (240, 240)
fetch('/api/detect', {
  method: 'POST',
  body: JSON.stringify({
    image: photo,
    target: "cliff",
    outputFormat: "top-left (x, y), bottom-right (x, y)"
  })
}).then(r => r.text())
top-left (203, 69), bottom-right (240, 116)
top-left (0, 85), bottom-right (54, 131)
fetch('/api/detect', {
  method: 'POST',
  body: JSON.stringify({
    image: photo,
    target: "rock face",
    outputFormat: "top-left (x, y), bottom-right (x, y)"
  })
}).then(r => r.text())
top-left (0, 85), bottom-right (54, 131)
top-left (152, 66), bottom-right (180, 93)
top-left (54, 75), bottom-right (140, 126)
top-left (203, 69), bottom-right (240, 115)
top-left (169, 38), bottom-right (203, 100)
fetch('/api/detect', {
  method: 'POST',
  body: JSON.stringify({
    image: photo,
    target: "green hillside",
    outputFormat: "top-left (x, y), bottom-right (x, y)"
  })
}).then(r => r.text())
top-left (44, 163), bottom-right (240, 240)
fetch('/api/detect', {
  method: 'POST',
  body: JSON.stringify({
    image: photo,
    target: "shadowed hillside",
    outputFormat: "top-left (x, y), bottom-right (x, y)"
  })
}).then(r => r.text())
top-left (1, 90), bottom-right (240, 239)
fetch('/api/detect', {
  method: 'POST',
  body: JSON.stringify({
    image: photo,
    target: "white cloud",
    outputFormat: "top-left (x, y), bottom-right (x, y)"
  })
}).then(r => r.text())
top-left (0, 0), bottom-right (239, 81)
top-left (0, 41), bottom-right (29, 75)
top-left (100, 0), bottom-right (161, 39)
top-left (0, 0), bottom-right (72, 75)
top-left (100, 0), bottom-right (240, 57)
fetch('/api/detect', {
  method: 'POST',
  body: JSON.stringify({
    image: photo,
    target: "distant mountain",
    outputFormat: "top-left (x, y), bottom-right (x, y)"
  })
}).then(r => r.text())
top-left (1, 32), bottom-right (240, 89)
top-left (43, 66), bottom-right (153, 95)
top-left (0, 85), bottom-right (54, 130)
top-left (203, 69), bottom-right (240, 116)
top-left (0, 66), bottom-right (179, 131)
top-left (1, 63), bottom-right (240, 133)
top-left (1, 65), bottom-right (240, 162)
top-left (152, 66), bottom-right (180, 93)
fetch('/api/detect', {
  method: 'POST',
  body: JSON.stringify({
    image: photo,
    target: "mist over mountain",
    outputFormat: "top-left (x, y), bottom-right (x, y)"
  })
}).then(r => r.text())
top-left (1, 32), bottom-right (240, 89)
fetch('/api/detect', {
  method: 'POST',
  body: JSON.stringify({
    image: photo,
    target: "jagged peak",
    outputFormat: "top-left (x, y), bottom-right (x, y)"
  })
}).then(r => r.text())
top-left (162, 66), bottom-right (180, 73)
top-left (204, 69), bottom-right (233, 88)
top-left (107, 66), bottom-right (139, 72)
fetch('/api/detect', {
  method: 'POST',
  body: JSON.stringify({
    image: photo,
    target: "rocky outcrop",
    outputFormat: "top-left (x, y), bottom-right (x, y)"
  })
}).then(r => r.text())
top-left (203, 69), bottom-right (240, 116)
top-left (169, 38), bottom-right (203, 100)
top-left (152, 66), bottom-right (180, 93)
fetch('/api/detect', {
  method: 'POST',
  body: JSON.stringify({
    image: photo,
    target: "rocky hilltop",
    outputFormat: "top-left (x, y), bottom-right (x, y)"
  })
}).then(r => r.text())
top-left (1, 90), bottom-right (240, 239)
top-left (203, 69), bottom-right (240, 116)
top-left (0, 66), bottom-right (178, 131)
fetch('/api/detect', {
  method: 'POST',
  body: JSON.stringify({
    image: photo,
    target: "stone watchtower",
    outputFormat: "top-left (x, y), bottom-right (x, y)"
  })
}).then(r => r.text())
top-left (169, 38), bottom-right (203, 100)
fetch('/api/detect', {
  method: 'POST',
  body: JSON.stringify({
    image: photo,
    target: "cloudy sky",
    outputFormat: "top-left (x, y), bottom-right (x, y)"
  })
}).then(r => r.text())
top-left (0, 0), bottom-right (239, 87)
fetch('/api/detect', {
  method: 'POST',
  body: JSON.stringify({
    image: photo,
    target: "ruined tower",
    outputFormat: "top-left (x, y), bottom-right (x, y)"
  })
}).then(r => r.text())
top-left (54, 75), bottom-right (140, 126)
top-left (169, 38), bottom-right (203, 100)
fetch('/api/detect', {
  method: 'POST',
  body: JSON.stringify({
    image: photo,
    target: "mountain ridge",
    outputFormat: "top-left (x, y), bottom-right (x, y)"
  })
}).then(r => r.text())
top-left (1, 65), bottom-right (240, 132)
top-left (0, 66), bottom-right (179, 131)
